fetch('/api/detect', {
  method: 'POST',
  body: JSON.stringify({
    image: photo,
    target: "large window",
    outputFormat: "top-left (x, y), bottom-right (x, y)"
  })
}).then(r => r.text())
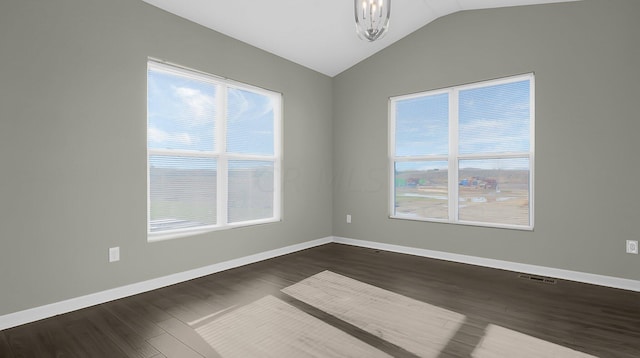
top-left (390, 74), bottom-right (534, 230)
top-left (147, 60), bottom-right (282, 241)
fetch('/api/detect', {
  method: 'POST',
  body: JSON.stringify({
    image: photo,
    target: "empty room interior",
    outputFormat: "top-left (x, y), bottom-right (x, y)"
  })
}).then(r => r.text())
top-left (1, 0), bottom-right (639, 357)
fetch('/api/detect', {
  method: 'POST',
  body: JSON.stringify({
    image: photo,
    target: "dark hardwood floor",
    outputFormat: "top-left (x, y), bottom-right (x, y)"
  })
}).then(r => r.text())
top-left (1, 243), bottom-right (639, 357)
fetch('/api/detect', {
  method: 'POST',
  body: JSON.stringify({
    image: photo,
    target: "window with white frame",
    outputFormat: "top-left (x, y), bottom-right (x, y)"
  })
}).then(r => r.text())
top-left (147, 60), bottom-right (282, 241)
top-left (390, 74), bottom-right (534, 230)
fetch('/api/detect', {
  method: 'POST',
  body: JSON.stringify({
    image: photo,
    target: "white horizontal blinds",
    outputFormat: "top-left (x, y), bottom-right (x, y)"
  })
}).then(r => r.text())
top-left (394, 161), bottom-right (449, 220)
top-left (457, 77), bottom-right (532, 227)
top-left (147, 60), bottom-right (282, 239)
top-left (147, 61), bottom-right (219, 233)
top-left (394, 92), bottom-right (449, 157)
top-left (148, 156), bottom-right (217, 232)
top-left (458, 158), bottom-right (530, 226)
top-left (227, 160), bottom-right (275, 223)
top-left (458, 79), bottom-right (530, 155)
top-left (392, 91), bottom-right (450, 220)
top-left (226, 87), bottom-right (278, 223)
top-left (147, 62), bottom-right (218, 152)
top-left (390, 73), bottom-right (534, 230)
top-left (226, 87), bottom-right (275, 155)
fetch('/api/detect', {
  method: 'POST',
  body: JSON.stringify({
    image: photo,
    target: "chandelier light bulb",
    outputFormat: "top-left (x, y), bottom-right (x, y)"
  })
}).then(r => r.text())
top-left (355, 0), bottom-right (391, 42)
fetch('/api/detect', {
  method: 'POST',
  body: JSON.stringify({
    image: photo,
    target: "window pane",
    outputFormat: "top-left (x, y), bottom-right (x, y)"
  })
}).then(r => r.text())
top-left (458, 158), bottom-right (529, 226)
top-left (147, 68), bottom-right (217, 152)
top-left (395, 93), bottom-right (449, 156)
top-left (149, 155), bottom-right (217, 232)
top-left (227, 88), bottom-right (275, 155)
top-left (228, 160), bottom-right (274, 223)
top-left (394, 161), bottom-right (448, 220)
top-left (459, 80), bottom-right (530, 155)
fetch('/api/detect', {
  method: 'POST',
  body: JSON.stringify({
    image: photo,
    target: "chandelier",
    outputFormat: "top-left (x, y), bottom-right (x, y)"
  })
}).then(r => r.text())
top-left (355, 0), bottom-right (391, 42)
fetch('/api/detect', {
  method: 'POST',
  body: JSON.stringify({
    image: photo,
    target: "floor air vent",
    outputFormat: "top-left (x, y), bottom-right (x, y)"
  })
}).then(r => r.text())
top-left (518, 274), bottom-right (557, 285)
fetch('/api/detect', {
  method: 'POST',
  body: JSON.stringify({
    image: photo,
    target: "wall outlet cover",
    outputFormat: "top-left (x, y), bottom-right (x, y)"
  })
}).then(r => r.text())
top-left (626, 240), bottom-right (638, 254)
top-left (109, 247), bottom-right (120, 262)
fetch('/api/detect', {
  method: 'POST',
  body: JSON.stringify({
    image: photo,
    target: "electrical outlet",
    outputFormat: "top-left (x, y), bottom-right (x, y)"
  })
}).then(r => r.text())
top-left (626, 240), bottom-right (638, 254)
top-left (346, 214), bottom-right (352, 224)
top-left (109, 247), bottom-right (120, 262)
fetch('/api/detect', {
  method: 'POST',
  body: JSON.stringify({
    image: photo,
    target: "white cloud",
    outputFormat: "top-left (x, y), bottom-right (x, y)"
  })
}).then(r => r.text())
top-left (148, 127), bottom-right (196, 146)
top-left (174, 86), bottom-right (216, 126)
top-left (148, 127), bottom-right (169, 143)
top-left (227, 89), bottom-right (274, 122)
top-left (175, 132), bottom-right (194, 145)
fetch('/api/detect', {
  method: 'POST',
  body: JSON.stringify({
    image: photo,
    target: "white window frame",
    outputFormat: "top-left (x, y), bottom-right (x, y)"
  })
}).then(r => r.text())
top-left (147, 59), bottom-right (282, 242)
top-left (389, 73), bottom-right (534, 230)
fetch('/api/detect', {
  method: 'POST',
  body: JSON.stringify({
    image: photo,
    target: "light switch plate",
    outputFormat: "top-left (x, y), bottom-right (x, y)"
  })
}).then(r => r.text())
top-left (109, 247), bottom-right (120, 262)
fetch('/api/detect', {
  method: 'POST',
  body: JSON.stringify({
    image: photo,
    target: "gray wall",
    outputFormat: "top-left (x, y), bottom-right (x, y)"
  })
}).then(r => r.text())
top-left (2, 0), bottom-right (639, 318)
top-left (333, 0), bottom-right (640, 280)
top-left (0, 0), bottom-right (333, 316)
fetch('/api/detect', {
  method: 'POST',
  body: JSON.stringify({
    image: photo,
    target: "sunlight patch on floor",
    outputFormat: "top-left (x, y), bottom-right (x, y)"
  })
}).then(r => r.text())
top-left (195, 295), bottom-right (391, 358)
top-left (193, 270), bottom-right (597, 357)
top-left (282, 270), bottom-right (466, 358)
top-left (472, 324), bottom-right (597, 358)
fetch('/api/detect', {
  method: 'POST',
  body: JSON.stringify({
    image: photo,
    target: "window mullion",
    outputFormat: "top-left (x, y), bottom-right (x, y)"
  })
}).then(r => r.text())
top-left (393, 155), bottom-right (449, 162)
top-left (226, 153), bottom-right (276, 161)
top-left (449, 88), bottom-right (459, 223)
top-left (389, 99), bottom-right (397, 217)
top-left (457, 152), bottom-right (531, 160)
top-left (272, 92), bottom-right (283, 221)
top-left (217, 85), bottom-right (228, 226)
top-left (529, 76), bottom-right (536, 229)
top-left (147, 148), bottom-right (218, 158)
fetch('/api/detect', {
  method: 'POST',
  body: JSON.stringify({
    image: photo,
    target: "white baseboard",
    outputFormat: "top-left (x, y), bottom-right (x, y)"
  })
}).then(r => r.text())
top-left (0, 236), bottom-right (333, 331)
top-left (333, 236), bottom-right (640, 292)
top-left (3, 235), bottom-right (638, 331)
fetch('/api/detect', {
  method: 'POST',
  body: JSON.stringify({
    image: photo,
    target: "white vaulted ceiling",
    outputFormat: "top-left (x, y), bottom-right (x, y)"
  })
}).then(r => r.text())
top-left (142, 0), bottom-right (581, 77)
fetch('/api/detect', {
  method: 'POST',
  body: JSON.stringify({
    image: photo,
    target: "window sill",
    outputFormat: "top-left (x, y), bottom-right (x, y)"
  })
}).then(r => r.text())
top-left (147, 217), bottom-right (282, 242)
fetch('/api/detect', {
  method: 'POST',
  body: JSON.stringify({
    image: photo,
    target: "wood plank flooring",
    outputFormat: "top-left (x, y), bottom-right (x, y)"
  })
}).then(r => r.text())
top-left (1, 243), bottom-right (639, 357)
